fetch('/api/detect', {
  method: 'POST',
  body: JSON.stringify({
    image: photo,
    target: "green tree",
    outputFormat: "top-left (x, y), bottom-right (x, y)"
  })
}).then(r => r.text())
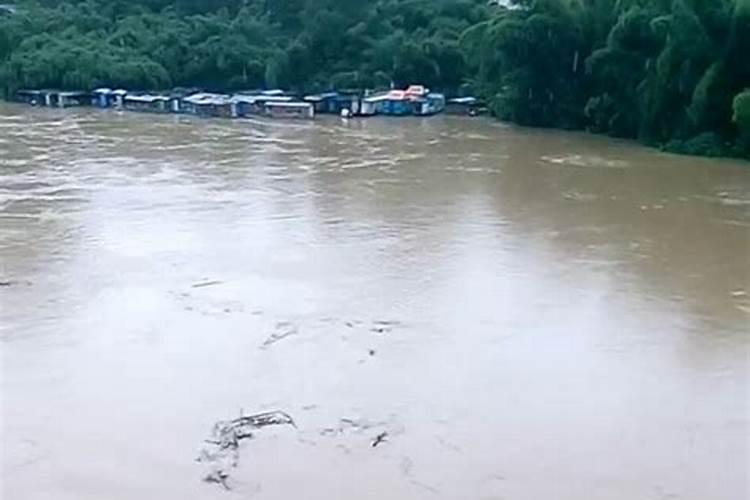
top-left (734, 89), bottom-right (750, 152)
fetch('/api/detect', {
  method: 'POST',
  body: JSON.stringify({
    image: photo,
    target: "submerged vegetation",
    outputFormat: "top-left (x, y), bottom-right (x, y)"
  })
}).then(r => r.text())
top-left (0, 0), bottom-right (748, 159)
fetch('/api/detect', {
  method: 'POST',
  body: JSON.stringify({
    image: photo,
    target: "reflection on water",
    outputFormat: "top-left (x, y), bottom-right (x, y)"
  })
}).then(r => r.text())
top-left (1, 103), bottom-right (749, 500)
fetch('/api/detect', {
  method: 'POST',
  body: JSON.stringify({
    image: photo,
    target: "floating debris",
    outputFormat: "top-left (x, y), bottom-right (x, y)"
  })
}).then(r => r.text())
top-left (370, 319), bottom-right (400, 334)
top-left (203, 469), bottom-right (231, 490)
top-left (261, 321), bottom-right (299, 349)
top-left (319, 417), bottom-right (395, 440)
top-left (371, 431), bottom-right (388, 447)
top-left (191, 280), bottom-right (224, 289)
top-left (374, 319), bottom-right (399, 327)
top-left (339, 318), bottom-right (401, 333)
top-left (320, 418), bottom-right (364, 436)
top-left (170, 289), bottom-right (244, 316)
top-left (198, 410), bottom-right (296, 489)
top-left (207, 410), bottom-right (297, 449)
top-left (0, 279), bottom-right (31, 287)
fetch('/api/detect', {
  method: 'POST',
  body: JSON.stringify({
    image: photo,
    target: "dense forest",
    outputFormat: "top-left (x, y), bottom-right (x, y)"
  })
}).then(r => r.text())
top-left (0, 0), bottom-right (749, 159)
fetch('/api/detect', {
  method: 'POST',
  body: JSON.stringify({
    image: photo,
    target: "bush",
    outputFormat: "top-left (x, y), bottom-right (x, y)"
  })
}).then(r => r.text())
top-left (733, 89), bottom-right (750, 154)
top-left (663, 132), bottom-right (728, 158)
top-left (734, 90), bottom-right (750, 128)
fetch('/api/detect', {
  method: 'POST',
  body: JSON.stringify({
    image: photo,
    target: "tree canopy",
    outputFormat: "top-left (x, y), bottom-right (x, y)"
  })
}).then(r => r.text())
top-left (0, 0), bottom-right (489, 93)
top-left (0, 0), bottom-right (748, 158)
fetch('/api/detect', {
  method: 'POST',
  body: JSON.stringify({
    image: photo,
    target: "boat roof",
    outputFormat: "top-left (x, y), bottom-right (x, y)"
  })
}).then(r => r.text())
top-left (125, 94), bottom-right (169, 103)
top-left (405, 85), bottom-right (428, 96)
top-left (304, 92), bottom-right (339, 101)
top-left (93, 88), bottom-right (113, 94)
top-left (363, 88), bottom-right (443, 103)
top-left (265, 101), bottom-right (313, 108)
top-left (231, 94), bottom-right (293, 104)
top-left (183, 93), bottom-right (231, 105)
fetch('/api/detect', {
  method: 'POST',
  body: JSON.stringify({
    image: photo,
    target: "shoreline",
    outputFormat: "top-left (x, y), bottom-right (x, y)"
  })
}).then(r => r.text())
top-left (2, 99), bottom-right (747, 165)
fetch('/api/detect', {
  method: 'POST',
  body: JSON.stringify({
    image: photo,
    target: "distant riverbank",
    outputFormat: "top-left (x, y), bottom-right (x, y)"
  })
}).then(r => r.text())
top-left (2, 97), bottom-right (747, 164)
top-left (2, 1), bottom-right (748, 162)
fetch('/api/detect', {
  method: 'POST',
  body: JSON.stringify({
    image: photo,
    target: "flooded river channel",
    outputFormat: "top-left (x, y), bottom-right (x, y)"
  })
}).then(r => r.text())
top-left (1, 103), bottom-right (748, 500)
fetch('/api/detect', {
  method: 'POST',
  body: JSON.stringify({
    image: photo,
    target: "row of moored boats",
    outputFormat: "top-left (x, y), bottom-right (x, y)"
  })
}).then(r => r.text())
top-left (14, 85), bottom-right (486, 120)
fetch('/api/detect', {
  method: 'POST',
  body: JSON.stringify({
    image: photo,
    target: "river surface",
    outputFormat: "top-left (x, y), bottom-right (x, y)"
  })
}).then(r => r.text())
top-left (1, 102), bottom-right (748, 500)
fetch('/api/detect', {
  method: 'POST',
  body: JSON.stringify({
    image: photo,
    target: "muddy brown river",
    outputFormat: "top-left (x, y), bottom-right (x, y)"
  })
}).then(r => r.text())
top-left (1, 102), bottom-right (748, 500)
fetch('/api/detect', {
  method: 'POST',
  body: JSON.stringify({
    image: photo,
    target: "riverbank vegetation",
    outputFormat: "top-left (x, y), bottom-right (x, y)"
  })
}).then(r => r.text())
top-left (1, 0), bottom-right (748, 159)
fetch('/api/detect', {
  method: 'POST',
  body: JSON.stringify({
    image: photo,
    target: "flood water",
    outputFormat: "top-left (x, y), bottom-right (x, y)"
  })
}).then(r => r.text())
top-left (1, 102), bottom-right (748, 500)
